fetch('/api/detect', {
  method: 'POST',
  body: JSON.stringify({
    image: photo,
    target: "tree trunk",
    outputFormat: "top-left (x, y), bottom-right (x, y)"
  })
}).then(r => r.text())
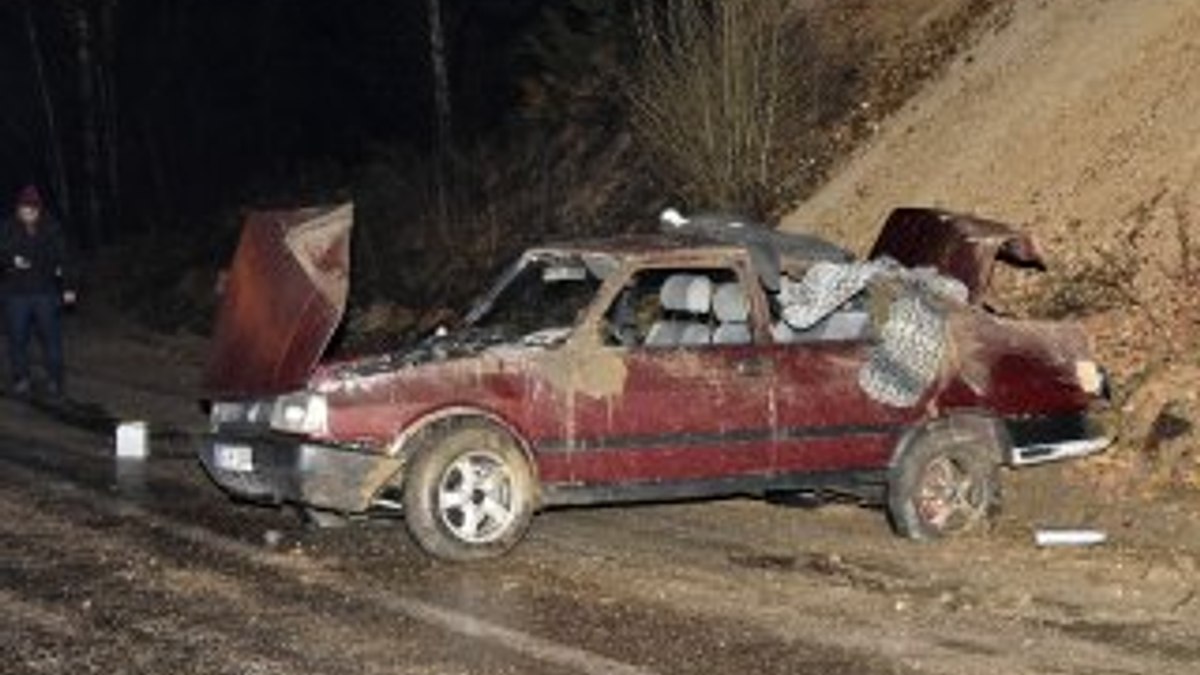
top-left (98, 0), bottom-right (121, 227)
top-left (73, 3), bottom-right (104, 246)
top-left (425, 0), bottom-right (453, 226)
top-left (22, 0), bottom-right (71, 219)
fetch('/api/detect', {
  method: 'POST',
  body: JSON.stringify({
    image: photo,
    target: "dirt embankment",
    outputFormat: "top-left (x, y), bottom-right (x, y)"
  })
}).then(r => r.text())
top-left (784, 0), bottom-right (1200, 493)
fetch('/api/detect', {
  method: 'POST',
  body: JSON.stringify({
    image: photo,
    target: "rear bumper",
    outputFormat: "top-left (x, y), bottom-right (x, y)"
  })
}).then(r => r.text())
top-left (198, 429), bottom-right (401, 513)
top-left (1004, 412), bottom-right (1113, 466)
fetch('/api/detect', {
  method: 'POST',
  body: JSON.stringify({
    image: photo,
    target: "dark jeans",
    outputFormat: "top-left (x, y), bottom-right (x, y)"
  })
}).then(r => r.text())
top-left (5, 293), bottom-right (63, 392)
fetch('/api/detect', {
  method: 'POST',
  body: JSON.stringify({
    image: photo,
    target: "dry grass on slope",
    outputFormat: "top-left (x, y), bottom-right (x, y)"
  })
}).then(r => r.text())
top-left (783, 0), bottom-right (1200, 494)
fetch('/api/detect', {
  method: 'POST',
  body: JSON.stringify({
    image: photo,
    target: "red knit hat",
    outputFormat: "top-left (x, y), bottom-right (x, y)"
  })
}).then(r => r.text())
top-left (16, 185), bottom-right (42, 209)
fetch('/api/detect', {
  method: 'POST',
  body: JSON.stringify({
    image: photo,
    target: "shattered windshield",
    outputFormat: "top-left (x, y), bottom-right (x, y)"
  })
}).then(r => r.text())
top-left (463, 252), bottom-right (605, 342)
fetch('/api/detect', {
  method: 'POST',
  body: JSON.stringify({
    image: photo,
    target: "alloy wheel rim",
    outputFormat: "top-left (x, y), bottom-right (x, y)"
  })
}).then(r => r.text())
top-left (436, 450), bottom-right (516, 544)
top-left (915, 456), bottom-right (980, 532)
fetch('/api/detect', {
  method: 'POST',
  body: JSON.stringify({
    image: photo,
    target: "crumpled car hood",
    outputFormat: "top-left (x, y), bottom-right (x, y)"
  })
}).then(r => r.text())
top-left (314, 326), bottom-right (571, 389)
top-left (205, 204), bottom-right (353, 399)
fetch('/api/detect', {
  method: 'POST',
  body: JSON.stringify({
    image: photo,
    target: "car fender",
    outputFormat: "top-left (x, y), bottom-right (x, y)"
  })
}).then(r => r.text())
top-left (887, 411), bottom-right (1009, 472)
top-left (384, 405), bottom-right (540, 487)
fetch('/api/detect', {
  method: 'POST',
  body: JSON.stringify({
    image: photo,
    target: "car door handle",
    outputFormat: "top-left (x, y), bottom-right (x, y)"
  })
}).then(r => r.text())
top-left (734, 356), bottom-right (774, 377)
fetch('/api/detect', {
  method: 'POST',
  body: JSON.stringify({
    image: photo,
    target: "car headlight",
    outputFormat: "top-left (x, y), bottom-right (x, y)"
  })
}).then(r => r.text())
top-left (269, 393), bottom-right (329, 435)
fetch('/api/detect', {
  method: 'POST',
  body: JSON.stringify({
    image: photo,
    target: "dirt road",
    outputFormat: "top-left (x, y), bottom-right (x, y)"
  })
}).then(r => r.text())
top-left (1, 314), bottom-right (1198, 675)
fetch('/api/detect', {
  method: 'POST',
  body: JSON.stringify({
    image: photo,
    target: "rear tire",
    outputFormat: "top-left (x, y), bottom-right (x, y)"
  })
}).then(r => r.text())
top-left (402, 420), bottom-right (535, 561)
top-left (887, 426), bottom-right (1000, 540)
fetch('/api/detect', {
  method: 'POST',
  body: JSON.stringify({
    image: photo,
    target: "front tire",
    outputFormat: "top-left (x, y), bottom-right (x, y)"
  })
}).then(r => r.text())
top-left (887, 425), bottom-right (1000, 540)
top-left (402, 420), bottom-right (535, 561)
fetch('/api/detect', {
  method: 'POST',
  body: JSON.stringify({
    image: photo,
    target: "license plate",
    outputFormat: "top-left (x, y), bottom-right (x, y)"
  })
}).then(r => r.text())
top-left (214, 444), bottom-right (253, 472)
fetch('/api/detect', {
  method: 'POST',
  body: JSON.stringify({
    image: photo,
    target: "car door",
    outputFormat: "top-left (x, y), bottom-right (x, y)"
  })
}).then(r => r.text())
top-left (767, 301), bottom-right (925, 479)
top-left (564, 262), bottom-right (775, 492)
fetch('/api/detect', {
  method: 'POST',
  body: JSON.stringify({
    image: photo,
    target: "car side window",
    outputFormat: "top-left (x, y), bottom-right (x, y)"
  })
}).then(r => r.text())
top-left (602, 268), bottom-right (752, 348)
top-left (767, 285), bottom-right (874, 345)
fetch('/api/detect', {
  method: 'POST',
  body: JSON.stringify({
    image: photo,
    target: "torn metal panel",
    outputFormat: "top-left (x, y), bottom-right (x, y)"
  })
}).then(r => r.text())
top-left (774, 259), bottom-right (968, 407)
top-left (284, 205), bottom-right (354, 305)
top-left (205, 203), bottom-right (353, 398)
top-left (942, 312), bottom-right (1098, 415)
top-left (660, 209), bottom-right (853, 261)
top-left (868, 207), bottom-right (1045, 302)
top-left (777, 262), bottom-right (882, 330)
top-left (858, 293), bottom-right (949, 408)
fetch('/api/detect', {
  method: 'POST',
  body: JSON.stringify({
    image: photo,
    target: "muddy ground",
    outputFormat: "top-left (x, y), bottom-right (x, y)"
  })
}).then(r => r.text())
top-left (2, 308), bottom-right (1199, 675)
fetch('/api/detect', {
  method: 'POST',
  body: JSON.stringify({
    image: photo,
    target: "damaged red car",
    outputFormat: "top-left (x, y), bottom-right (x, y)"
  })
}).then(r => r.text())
top-left (199, 204), bottom-right (1112, 561)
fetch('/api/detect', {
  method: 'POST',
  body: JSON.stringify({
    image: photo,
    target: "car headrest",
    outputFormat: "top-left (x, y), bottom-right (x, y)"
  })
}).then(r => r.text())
top-left (660, 274), bottom-right (713, 314)
top-left (712, 282), bottom-right (749, 322)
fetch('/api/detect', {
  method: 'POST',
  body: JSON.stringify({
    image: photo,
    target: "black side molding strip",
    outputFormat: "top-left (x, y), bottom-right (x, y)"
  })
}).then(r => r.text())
top-left (535, 423), bottom-right (904, 454)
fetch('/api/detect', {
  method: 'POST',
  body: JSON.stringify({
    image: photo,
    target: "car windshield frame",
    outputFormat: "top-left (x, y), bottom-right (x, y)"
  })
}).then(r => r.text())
top-left (460, 250), bottom-right (611, 341)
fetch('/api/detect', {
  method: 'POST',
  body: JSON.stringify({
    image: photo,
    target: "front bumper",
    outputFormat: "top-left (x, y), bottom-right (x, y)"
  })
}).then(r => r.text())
top-left (198, 429), bottom-right (402, 513)
top-left (1005, 412), bottom-right (1113, 466)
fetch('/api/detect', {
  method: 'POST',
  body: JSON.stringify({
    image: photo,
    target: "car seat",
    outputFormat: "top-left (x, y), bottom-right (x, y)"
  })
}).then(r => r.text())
top-left (712, 282), bottom-right (751, 345)
top-left (645, 274), bottom-right (713, 347)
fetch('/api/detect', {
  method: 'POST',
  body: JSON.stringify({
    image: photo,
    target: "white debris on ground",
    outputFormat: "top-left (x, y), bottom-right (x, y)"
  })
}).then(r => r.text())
top-left (1034, 529), bottom-right (1108, 547)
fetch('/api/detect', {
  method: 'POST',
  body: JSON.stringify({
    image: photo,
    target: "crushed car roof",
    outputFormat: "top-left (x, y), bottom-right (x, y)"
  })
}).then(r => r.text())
top-left (528, 234), bottom-right (756, 258)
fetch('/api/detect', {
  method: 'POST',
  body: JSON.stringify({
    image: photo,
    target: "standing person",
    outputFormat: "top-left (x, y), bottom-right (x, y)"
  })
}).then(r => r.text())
top-left (1, 185), bottom-right (77, 397)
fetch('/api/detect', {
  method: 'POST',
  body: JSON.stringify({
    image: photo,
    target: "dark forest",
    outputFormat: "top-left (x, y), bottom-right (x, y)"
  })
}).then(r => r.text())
top-left (0, 0), bottom-right (996, 330)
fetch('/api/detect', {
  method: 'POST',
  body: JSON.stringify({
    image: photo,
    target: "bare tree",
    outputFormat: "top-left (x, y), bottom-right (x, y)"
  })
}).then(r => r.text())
top-left (72, 1), bottom-right (104, 244)
top-left (22, 0), bottom-right (71, 216)
top-left (425, 0), bottom-right (453, 225)
top-left (97, 0), bottom-right (121, 221)
top-left (627, 0), bottom-right (796, 215)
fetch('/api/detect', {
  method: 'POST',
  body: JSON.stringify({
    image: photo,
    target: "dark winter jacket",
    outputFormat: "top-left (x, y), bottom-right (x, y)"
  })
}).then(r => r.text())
top-left (0, 215), bottom-right (76, 297)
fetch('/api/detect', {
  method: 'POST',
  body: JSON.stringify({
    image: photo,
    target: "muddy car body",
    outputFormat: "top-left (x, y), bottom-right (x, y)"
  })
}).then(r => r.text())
top-left (200, 205), bottom-right (1111, 560)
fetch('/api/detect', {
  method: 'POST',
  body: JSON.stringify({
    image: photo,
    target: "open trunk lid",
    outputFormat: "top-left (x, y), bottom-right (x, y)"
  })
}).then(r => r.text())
top-left (868, 208), bottom-right (1045, 303)
top-left (204, 204), bottom-right (353, 399)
